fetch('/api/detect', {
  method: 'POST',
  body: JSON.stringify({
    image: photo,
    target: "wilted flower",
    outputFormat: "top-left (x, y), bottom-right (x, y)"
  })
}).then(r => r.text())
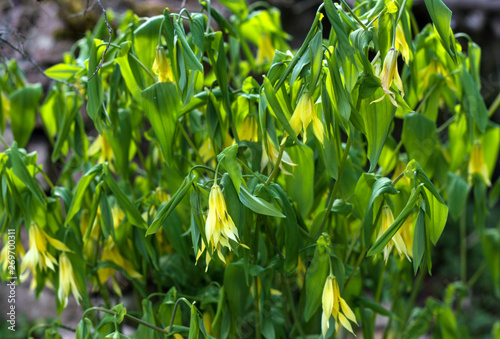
top-left (21, 223), bottom-right (71, 275)
top-left (261, 138), bottom-right (296, 175)
top-left (152, 46), bottom-right (173, 82)
top-left (58, 253), bottom-right (82, 308)
top-left (377, 205), bottom-right (410, 263)
top-left (289, 92), bottom-right (325, 145)
top-left (321, 275), bottom-right (357, 337)
top-left (256, 34), bottom-right (275, 65)
top-left (372, 48), bottom-right (404, 107)
top-left (469, 139), bottom-right (491, 186)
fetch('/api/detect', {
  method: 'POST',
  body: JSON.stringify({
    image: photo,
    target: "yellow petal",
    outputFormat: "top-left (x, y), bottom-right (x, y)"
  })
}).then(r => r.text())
top-left (340, 298), bottom-right (358, 325)
top-left (338, 312), bottom-right (355, 335)
top-left (322, 276), bottom-right (334, 317)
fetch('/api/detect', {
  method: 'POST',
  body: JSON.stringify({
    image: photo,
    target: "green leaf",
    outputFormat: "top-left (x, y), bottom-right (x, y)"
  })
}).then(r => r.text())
top-left (9, 142), bottom-right (45, 205)
top-left (354, 296), bottom-right (399, 319)
top-left (239, 186), bottom-right (285, 218)
top-left (423, 187), bottom-right (448, 245)
top-left (446, 172), bottom-right (469, 221)
top-left (360, 88), bottom-right (396, 171)
top-left (141, 82), bottom-right (181, 165)
top-left (482, 229), bottom-right (500, 297)
top-left (221, 174), bottom-right (243, 233)
top-left (115, 41), bottom-right (143, 99)
top-left (66, 164), bottom-right (103, 225)
top-left (224, 261), bottom-right (249, 323)
top-left (52, 93), bottom-right (82, 162)
top-left (134, 16), bottom-right (163, 86)
top-left (363, 177), bottom-right (399, 246)
top-left (86, 38), bottom-right (104, 121)
top-left (262, 77), bottom-right (299, 144)
top-left (285, 145), bottom-right (314, 219)
top-left (173, 19), bottom-right (203, 73)
top-left (218, 0), bottom-right (248, 19)
top-left (8, 83), bottom-right (43, 147)
top-left (413, 209), bottom-right (426, 274)
top-left (405, 160), bottom-right (445, 205)
top-left (460, 66), bottom-right (488, 133)
top-left (111, 303), bottom-right (127, 324)
top-left (324, 0), bottom-right (356, 65)
top-left (304, 234), bottom-right (330, 321)
top-left (188, 304), bottom-right (200, 339)
top-left (423, 0), bottom-right (455, 61)
top-left (45, 64), bottom-right (82, 82)
top-left (217, 145), bottom-right (242, 193)
top-left (75, 319), bottom-right (92, 339)
top-left (104, 168), bottom-right (146, 229)
top-left (402, 113), bottom-right (438, 172)
top-left (368, 186), bottom-right (421, 256)
top-left (270, 183), bottom-right (299, 272)
top-left (147, 174), bottom-right (196, 235)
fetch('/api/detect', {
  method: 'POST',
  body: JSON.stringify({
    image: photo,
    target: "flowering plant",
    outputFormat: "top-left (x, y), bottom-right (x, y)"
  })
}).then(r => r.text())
top-left (1, 0), bottom-right (500, 338)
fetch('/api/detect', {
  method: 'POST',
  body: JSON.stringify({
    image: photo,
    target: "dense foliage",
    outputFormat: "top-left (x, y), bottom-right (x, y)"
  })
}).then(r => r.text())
top-left (1, 0), bottom-right (500, 338)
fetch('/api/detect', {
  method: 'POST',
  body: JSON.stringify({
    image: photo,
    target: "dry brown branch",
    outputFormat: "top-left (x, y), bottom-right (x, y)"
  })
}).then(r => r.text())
top-left (87, 0), bottom-right (112, 81)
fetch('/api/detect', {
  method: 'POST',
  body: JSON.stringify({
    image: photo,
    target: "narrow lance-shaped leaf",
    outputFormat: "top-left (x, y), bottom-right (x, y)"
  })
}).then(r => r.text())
top-left (9, 142), bottom-right (45, 205)
top-left (217, 144), bottom-right (242, 193)
top-left (239, 186), bottom-right (285, 218)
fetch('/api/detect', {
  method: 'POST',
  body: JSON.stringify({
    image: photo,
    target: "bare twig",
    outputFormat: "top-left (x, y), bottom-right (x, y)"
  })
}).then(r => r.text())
top-left (88, 0), bottom-right (112, 81)
top-left (68, 0), bottom-right (97, 18)
top-left (0, 35), bottom-right (79, 91)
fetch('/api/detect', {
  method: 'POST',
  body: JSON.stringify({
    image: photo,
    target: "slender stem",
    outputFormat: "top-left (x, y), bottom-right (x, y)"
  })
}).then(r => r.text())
top-left (0, 134), bottom-right (9, 148)
top-left (344, 248), bottom-right (366, 289)
top-left (315, 137), bottom-right (352, 238)
top-left (488, 91), bottom-right (500, 117)
top-left (282, 275), bottom-right (307, 339)
top-left (367, 7), bottom-right (387, 28)
top-left (237, 158), bottom-right (266, 184)
top-left (264, 141), bottom-right (286, 185)
top-left (129, 53), bottom-right (157, 82)
top-left (177, 121), bottom-right (204, 163)
top-left (168, 298), bottom-right (191, 333)
top-left (254, 276), bottom-right (262, 339)
top-left (460, 210), bottom-right (467, 283)
top-left (400, 266), bottom-right (425, 331)
top-left (436, 115), bottom-right (456, 134)
top-left (340, 0), bottom-right (367, 30)
top-left (391, 171), bottom-right (405, 186)
top-left (36, 165), bottom-right (55, 190)
top-left (467, 262), bottom-right (486, 288)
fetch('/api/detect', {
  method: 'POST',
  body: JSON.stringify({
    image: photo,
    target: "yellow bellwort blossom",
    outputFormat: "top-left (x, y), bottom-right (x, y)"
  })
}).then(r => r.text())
top-left (395, 25), bottom-right (410, 63)
top-left (377, 205), bottom-right (410, 263)
top-left (321, 275), bottom-right (357, 337)
top-left (1, 234), bottom-right (25, 273)
top-left (372, 48), bottom-right (404, 107)
top-left (58, 253), bottom-right (82, 308)
top-left (21, 223), bottom-right (71, 276)
top-left (238, 116), bottom-right (258, 142)
top-left (198, 184), bottom-right (248, 270)
top-left (152, 46), bottom-right (174, 82)
top-left (289, 92), bottom-right (325, 145)
top-left (256, 34), bottom-right (275, 65)
top-left (469, 139), bottom-right (491, 186)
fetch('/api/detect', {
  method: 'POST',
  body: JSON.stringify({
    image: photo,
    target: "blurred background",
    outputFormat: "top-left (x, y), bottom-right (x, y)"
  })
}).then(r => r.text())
top-left (1, 0), bottom-right (500, 337)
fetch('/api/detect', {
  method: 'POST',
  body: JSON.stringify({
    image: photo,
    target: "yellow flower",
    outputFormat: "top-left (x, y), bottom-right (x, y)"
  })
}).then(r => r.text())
top-left (238, 116), bottom-right (258, 142)
top-left (377, 205), bottom-right (410, 263)
top-left (58, 253), bottom-right (82, 308)
top-left (395, 25), bottom-right (410, 63)
top-left (400, 213), bottom-right (415, 258)
top-left (21, 223), bottom-right (71, 276)
top-left (261, 138), bottom-right (296, 175)
top-left (386, 1), bottom-right (398, 13)
top-left (256, 34), bottom-right (275, 65)
top-left (469, 139), bottom-right (491, 186)
top-left (152, 46), bottom-right (173, 82)
top-left (372, 48), bottom-right (404, 107)
top-left (289, 92), bottom-right (325, 145)
top-left (321, 275), bottom-right (357, 337)
top-left (98, 240), bottom-right (142, 297)
top-left (198, 184), bottom-right (247, 270)
top-left (89, 132), bottom-right (114, 166)
top-left (1, 234), bottom-right (25, 273)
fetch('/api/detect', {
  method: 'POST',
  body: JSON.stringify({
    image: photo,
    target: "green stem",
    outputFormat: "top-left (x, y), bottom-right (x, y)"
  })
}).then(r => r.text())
top-left (129, 53), bottom-right (157, 82)
top-left (391, 171), bottom-right (405, 186)
top-left (367, 7), bottom-right (387, 28)
top-left (400, 266), bottom-right (425, 331)
top-left (488, 91), bottom-right (500, 117)
top-left (467, 262), bottom-right (486, 288)
top-left (237, 158), bottom-right (266, 184)
top-left (177, 120), bottom-right (204, 163)
top-left (315, 137), bottom-right (352, 238)
top-left (254, 276), bottom-right (262, 339)
top-left (344, 248), bottom-right (366, 289)
top-left (264, 140), bottom-right (286, 185)
top-left (340, 0), bottom-right (367, 30)
top-left (460, 210), bottom-right (467, 283)
top-left (167, 298), bottom-right (192, 333)
top-left (282, 275), bottom-right (307, 339)
top-left (36, 165), bottom-right (55, 190)
top-left (436, 115), bottom-right (456, 134)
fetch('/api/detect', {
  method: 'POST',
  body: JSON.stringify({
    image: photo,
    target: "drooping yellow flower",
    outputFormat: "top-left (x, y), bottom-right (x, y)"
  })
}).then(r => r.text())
top-left (1, 234), bottom-right (25, 273)
top-left (238, 116), bottom-right (258, 142)
top-left (321, 275), bottom-right (357, 337)
top-left (377, 205), bottom-right (410, 263)
top-left (21, 223), bottom-right (71, 275)
top-left (58, 253), bottom-right (82, 308)
top-left (469, 139), bottom-right (491, 186)
top-left (256, 34), bottom-right (275, 65)
top-left (89, 132), bottom-right (114, 166)
top-left (97, 240), bottom-right (142, 297)
top-left (372, 48), bottom-right (404, 107)
top-left (417, 59), bottom-right (456, 93)
top-left (289, 92), bottom-right (325, 145)
top-left (261, 138), bottom-right (296, 175)
top-left (198, 184), bottom-right (247, 270)
top-left (395, 25), bottom-right (410, 63)
top-left (400, 213), bottom-right (415, 258)
top-left (152, 46), bottom-right (173, 82)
